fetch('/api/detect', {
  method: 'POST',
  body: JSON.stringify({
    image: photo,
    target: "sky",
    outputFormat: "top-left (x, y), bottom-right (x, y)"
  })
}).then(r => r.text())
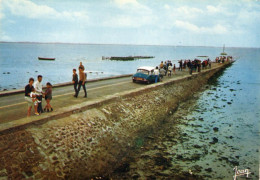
top-left (0, 0), bottom-right (259, 47)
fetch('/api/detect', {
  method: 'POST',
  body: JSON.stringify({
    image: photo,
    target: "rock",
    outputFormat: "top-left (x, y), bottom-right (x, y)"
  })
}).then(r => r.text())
top-left (190, 153), bottom-right (201, 161)
top-left (193, 144), bottom-right (202, 148)
top-left (229, 160), bottom-right (239, 166)
top-left (146, 175), bottom-right (156, 180)
top-left (140, 154), bottom-right (150, 159)
top-left (114, 162), bottom-right (130, 173)
top-left (227, 102), bottom-right (232, 104)
top-left (132, 173), bottom-right (140, 179)
top-left (213, 127), bottom-right (219, 132)
top-left (153, 154), bottom-right (172, 168)
top-left (205, 168), bottom-right (212, 172)
top-left (7, 72), bottom-right (10, 74)
top-left (198, 117), bottom-right (204, 121)
top-left (176, 155), bottom-right (183, 160)
top-left (192, 165), bottom-right (202, 172)
top-left (210, 137), bottom-right (218, 144)
top-left (229, 89), bottom-right (236, 91)
top-left (25, 170), bottom-right (33, 177)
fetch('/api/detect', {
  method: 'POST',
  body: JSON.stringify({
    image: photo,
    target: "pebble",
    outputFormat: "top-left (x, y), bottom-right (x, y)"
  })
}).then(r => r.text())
top-left (213, 127), bottom-right (219, 132)
top-left (210, 137), bottom-right (218, 144)
top-left (205, 168), bottom-right (212, 172)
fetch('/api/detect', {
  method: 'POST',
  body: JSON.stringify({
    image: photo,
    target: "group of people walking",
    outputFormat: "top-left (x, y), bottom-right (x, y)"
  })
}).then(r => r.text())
top-left (72, 62), bottom-right (87, 98)
top-left (24, 75), bottom-right (53, 117)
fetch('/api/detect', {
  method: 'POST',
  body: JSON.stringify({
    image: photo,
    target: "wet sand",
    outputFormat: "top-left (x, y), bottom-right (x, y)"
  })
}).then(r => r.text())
top-left (108, 68), bottom-right (259, 179)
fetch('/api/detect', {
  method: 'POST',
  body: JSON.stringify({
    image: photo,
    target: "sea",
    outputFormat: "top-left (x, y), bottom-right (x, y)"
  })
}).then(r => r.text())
top-left (0, 42), bottom-right (259, 178)
top-left (0, 42), bottom-right (248, 91)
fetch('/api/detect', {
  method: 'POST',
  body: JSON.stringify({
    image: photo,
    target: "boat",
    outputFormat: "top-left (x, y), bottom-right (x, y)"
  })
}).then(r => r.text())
top-left (102, 56), bottom-right (155, 61)
top-left (220, 44), bottom-right (227, 56)
top-left (38, 57), bottom-right (55, 61)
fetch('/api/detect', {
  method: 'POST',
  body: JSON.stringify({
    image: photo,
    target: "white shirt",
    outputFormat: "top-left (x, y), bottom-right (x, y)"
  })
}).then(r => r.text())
top-left (168, 66), bottom-right (172, 70)
top-left (154, 69), bottom-right (159, 75)
top-left (30, 92), bottom-right (37, 98)
top-left (33, 80), bottom-right (43, 95)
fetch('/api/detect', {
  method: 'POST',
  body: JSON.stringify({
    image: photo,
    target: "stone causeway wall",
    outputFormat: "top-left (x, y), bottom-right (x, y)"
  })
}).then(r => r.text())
top-left (0, 64), bottom-right (231, 179)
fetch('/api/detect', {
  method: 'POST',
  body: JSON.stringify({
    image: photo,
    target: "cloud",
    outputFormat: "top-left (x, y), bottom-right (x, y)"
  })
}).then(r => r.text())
top-left (175, 20), bottom-right (227, 34)
top-left (0, 0), bottom-right (4, 20)
top-left (3, 0), bottom-right (88, 21)
top-left (177, 6), bottom-right (203, 15)
top-left (206, 5), bottom-right (220, 13)
top-left (103, 0), bottom-right (155, 28)
top-left (103, 14), bottom-right (155, 28)
top-left (114, 0), bottom-right (150, 11)
top-left (0, 31), bottom-right (12, 41)
top-left (164, 4), bottom-right (170, 10)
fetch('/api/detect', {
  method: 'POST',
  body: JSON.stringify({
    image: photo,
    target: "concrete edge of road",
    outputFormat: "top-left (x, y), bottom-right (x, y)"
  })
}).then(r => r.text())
top-left (0, 74), bottom-right (133, 97)
top-left (0, 63), bottom-right (231, 134)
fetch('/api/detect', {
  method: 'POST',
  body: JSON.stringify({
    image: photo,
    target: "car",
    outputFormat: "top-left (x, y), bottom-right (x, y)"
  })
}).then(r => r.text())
top-left (132, 66), bottom-right (159, 84)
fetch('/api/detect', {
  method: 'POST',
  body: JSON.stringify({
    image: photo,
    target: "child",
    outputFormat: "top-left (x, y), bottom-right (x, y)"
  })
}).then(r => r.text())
top-left (173, 64), bottom-right (176, 74)
top-left (168, 64), bottom-right (172, 77)
top-left (72, 69), bottom-right (78, 97)
top-left (30, 88), bottom-right (40, 115)
top-left (44, 82), bottom-right (53, 112)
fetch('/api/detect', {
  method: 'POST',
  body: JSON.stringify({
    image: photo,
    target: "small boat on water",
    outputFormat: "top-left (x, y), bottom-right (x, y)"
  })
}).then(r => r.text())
top-left (220, 44), bottom-right (227, 56)
top-left (38, 57), bottom-right (55, 61)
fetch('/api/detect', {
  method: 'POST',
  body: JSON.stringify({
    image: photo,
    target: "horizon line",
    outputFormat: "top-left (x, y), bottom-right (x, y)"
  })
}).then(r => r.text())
top-left (0, 41), bottom-right (259, 49)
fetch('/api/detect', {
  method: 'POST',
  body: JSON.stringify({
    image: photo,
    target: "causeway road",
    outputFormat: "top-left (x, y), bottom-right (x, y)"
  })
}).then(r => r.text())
top-left (0, 63), bottom-right (222, 126)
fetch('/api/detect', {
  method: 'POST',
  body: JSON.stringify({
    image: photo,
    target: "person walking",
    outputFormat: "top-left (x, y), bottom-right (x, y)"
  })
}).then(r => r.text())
top-left (75, 67), bottom-right (87, 98)
top-left (34, 75), bottom-right (44, 114)
top-left (72, 69), bottom-right (78, 97)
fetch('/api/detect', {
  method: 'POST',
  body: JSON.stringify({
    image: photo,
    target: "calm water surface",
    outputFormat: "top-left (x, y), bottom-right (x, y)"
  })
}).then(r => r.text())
top-left (0, 42), bottom-right (236, 91)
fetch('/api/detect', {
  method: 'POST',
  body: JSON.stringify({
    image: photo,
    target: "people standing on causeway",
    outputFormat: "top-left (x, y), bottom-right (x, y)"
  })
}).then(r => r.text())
top-left (44, 82), bottom-right (53, 112)
top-left (34, 75), bottom-right (44, 114)
top-left (30, 88), bottom-right (41, 107)
top-left (75, 67), bottom-right (87, 98)
top-left (173, 64), bottom-right (176, 74)
top-left (168, 63), bottom-right (172, 77)
top-left (79, 62), bottom-right (85, 71)
top-left (179, 60), bottom-right (183, 71)
top-left (154, 66), bottom-right (159, 83)
top-left (24, 78), bottom-right (39, 116)
top-left (72, 69), bottom-right (78, 97)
